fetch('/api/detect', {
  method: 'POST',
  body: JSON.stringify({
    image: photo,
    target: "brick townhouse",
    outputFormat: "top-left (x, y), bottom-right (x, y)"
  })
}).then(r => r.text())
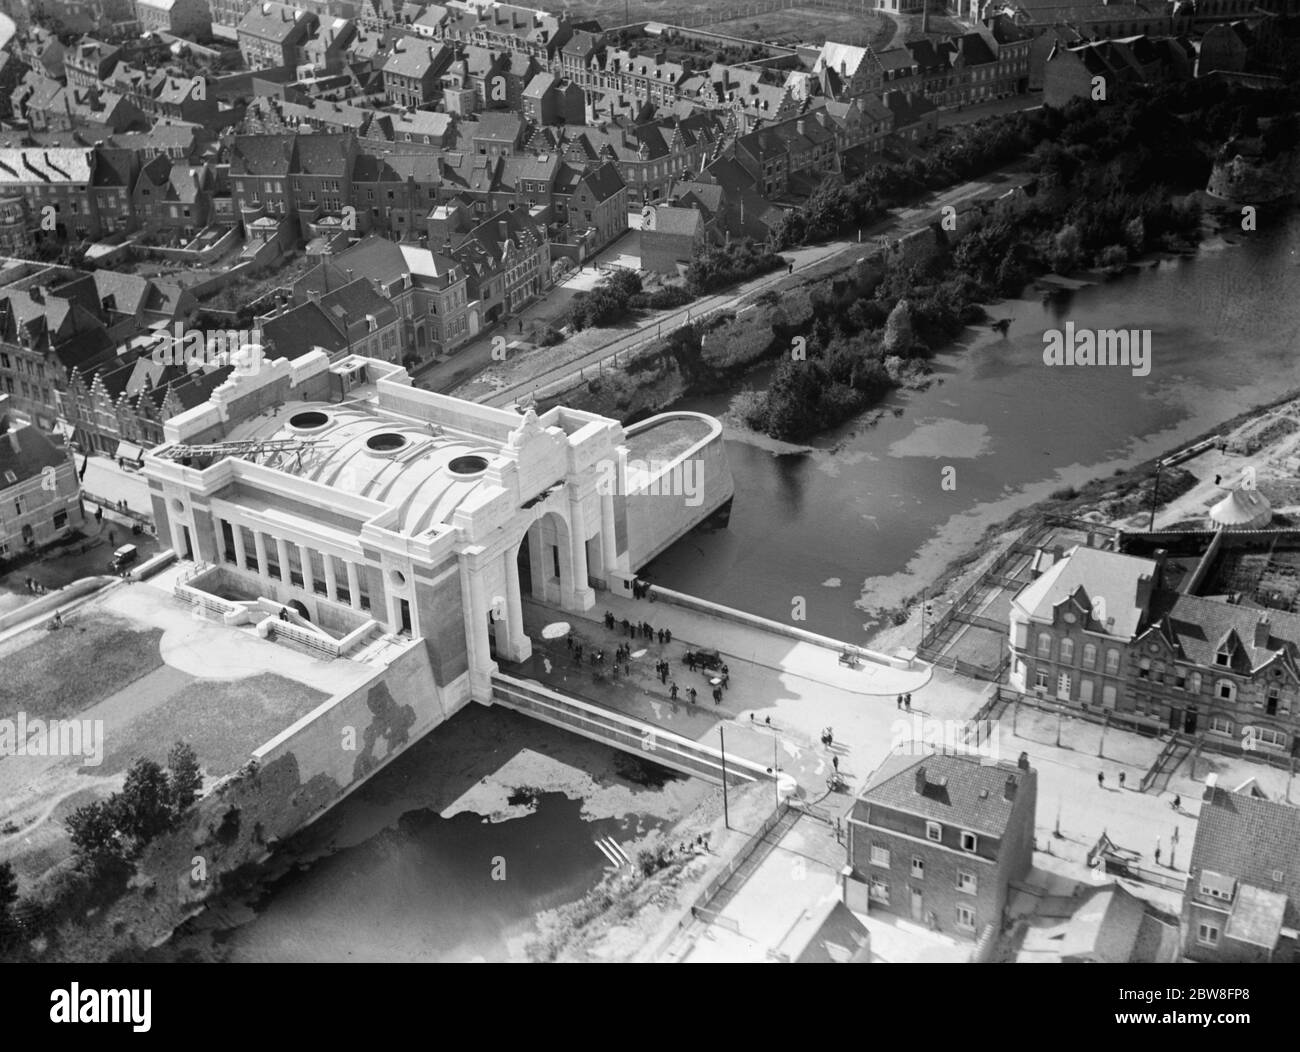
top-left (847, 751), bottom-right (1038, 941)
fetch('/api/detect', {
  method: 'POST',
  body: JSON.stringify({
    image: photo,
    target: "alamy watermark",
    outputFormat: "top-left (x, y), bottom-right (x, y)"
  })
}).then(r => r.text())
top-left (1042, 323), bottom-right (1151, 377)
top-left (0, 713), bottom-right (104, 766)
top-left (150, 323), bottom-right (264, 374)
top-left (889, 714), bottom-right (1001, 763)
top-left (595, 457), bottom-right (704, 507)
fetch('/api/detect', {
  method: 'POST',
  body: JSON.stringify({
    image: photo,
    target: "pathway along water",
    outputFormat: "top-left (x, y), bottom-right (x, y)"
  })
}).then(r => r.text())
top-left (644, 216), bottom-right (1300, 642)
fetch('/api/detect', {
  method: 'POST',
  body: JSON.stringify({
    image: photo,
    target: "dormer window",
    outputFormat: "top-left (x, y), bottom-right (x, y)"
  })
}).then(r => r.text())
top-left (1216, 647), bottom-right (1231, 667)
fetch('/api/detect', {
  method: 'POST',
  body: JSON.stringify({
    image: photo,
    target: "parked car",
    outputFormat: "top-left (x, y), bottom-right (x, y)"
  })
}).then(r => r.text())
top-left (109, 544), bottom-right (138, 571)
top-left (684, 647), bottom-right (723, 671)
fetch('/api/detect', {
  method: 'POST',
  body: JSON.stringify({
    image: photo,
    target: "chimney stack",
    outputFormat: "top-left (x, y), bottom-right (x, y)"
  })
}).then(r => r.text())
top-left (915, 765), bottom-right (927, 795)
top-left (1003, 774), bottom-right (1017, 802)
top-left (1018, 751), bottom-right (1029, 771)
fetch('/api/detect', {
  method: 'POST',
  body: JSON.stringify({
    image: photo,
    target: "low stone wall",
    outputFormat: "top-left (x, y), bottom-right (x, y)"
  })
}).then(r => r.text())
top-left (647, 583), bottom-right (910, 670)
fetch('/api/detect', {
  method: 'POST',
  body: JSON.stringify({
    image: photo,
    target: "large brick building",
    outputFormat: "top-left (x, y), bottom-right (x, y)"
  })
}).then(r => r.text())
top-left (1009, 537), bottom-right (1300, 758)
top-left (846, 751), bottom-right (1038, 942)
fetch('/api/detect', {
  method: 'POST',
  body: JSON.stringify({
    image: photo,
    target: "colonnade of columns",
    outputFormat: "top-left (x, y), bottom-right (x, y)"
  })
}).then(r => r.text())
top-left (209, 513), bottom-right (371, 616)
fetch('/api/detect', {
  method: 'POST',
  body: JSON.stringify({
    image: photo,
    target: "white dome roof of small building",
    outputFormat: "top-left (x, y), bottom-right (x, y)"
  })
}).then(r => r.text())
top-left (1209, 487), bottom-right (1272, 529)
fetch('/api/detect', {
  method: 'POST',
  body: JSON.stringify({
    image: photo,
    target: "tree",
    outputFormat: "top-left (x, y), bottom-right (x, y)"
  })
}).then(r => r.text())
top-left (882, 299), bottom-right (914, 356)
top-left (66, 799), bottom-right (125, 869)
top-left (118, 758), bottom-right (174, 848)
top-left (168, 742), bottom-right (203, 815)
top-left (1051, 223), bottom-right (1082, 273)
top-left (0, 861), bottom-right (17, 918)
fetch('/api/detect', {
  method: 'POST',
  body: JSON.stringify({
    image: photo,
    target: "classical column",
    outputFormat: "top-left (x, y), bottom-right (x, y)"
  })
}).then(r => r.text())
top-left (499, 546), bottom-right (531, 662)
top-left (253, 531), bottom-right (269, 582)
top-left (346, 560), bottom-right (362, 610)
top-left (323, 554), bottom-right (338, 601)
top-left (212, 516), bottom-right (225, 564)
top-left (231, 523), bottom-right (247, 572)
top-left (299, 544), bottom-right (314, 594)
top-left (275, 537), bottom-right (291, 584)
top-left (600, 490), bottom-right (618, 578)
top-left (566, 489), bottom-right (595, 611)
top-left (460, 550), bottom-right (493, 685)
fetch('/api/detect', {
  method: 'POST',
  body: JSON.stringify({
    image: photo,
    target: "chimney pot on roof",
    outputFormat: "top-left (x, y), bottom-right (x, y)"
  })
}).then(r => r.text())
top-left (1004, 775), bottom-right (1017, 802)
top-left (915, 765), bottom-right (927, 794)
top-left (1018, 751), bottom-right (1029, 771)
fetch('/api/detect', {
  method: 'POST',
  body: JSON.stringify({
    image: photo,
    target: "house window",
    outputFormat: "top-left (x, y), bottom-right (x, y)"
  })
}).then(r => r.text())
top-left (925, 821), bottom-right (942, 842)
top-left (1059, 638), bottom-right (1075, 663)
top-left (911, 857), bottom-right (924, 879)
top-left (1036, 633), bottom-right (1051, 658)
top-left (1216, 647), bottom-right (1231, 667)
top-left (53, 509), bottom-right (67, 529)
top-left (1105, 649), bottom-right (1120, 674)
top-left (869, 877), bottom-right (890, 904)
top-left (870, 844), bottom-right (890, 868)
top-left (956, 870), bottom-right (976, 894)
top-left (1138, 658), bottom-right (1150, 679)
top-left (1082, 643), bottom-right (1096, 669)
top-left (1254, 727), bottom-right (1285, 748)
top-left (957, 904), bottom-right (976, 930)
top-left (1210, 715), bottom-right (1232, 735)
top-left (1217, 681), bottom-right (1235, 702)
top-left (1034, 668), bottom-right (1048, 691)
top-left (1197, 922), bottom-right (1220, 946)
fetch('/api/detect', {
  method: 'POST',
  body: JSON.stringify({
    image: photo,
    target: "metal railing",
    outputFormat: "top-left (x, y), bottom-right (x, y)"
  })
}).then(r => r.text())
top-left (491, 673), bottom-right (767, 785)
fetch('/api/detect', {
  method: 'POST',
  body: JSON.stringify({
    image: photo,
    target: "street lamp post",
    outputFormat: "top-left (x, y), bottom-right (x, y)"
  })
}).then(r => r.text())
top-left (719, 726), bottom-right (730, 830)
top-left (1149, 459), bottom-right (1165, 533)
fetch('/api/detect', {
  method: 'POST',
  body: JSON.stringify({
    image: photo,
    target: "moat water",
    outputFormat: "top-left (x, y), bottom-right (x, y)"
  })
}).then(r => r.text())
top-left (646, 214), bottom-right (1300, 642)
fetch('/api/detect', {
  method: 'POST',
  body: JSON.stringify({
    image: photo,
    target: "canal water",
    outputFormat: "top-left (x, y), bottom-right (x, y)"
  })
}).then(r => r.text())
top-left (190, 706), bottom-right (678, 963)
top-left (645, 215), bottom-right (1300, 642)
top-left (198, 213), bottom-right (1299, 963)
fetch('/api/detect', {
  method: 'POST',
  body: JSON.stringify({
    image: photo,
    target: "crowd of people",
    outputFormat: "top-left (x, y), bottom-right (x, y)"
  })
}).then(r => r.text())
top-left (563, 609), bottom-right (733, 714)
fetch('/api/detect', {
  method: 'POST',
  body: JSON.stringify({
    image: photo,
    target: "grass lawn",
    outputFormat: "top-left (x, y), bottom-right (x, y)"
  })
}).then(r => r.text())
top-left (0, 616), bottom-right (164, 721)
top-left (98, 673), bottom-right (330, 778)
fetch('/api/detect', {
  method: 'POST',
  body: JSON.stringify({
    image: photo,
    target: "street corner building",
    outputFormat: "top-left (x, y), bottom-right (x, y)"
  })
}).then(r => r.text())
top-left (142, 351), bottom-right (734, 714)
top-left (844, 750), bottom-right (1038, 944)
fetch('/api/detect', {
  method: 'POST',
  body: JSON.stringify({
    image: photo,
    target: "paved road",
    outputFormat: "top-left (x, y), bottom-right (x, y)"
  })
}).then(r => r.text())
top-left (480, 163), bottom-right (1031, 408)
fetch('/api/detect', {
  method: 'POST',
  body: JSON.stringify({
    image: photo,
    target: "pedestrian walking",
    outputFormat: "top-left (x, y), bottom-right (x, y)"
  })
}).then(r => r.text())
top-left (721, 671), bottom-right (729, 690)
top-left (905, 693), bottom-right (912, 710)
top-left (1172, 794), bottom-right (1181, 811)
top-left (1119, 771), bottom-right (1126, 788)
top-left (1098, 771), bottom-right (1104, 788)
top-left (670, 681), bottom-right (678, 701)
top-left (832, 755), bottom-right (839, 772)
top-left (826, 728), bottom-right (833, 747)
top-left (686, 652), bottom-right (695, 671)
top-left (787, 261), bottom-right (793, 274)
top-left (543, 657), bottom-right (552, 674)
top-left (664, 629), bottom-right (672, 644)
top-left (897, 694), bottom-right (903, 709)
top-left (108, 529), bottom-right (115, 544)
top-left (1155, 841), bottom-right (1162, 867)
top-left (688, 687), bottom-right (697, 704)
top-left (574, 644), bottom-right (583, 663)
top-left (660, 664), bottom-right (668, 685)
top-left (712, 687), bottom-right (722, 705)
top-left (622, 618), bottom-right (630, 636)
top-left (764, 716), bottom-right (771, 726)
top-left (566, 635), bottom-right (574, 652)
top-left (721, 663), bottom-right (729, 677)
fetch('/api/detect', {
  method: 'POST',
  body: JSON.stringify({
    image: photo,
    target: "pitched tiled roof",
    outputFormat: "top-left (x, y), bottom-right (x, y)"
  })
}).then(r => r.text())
top-left (857, 751), bottom-right (1034, 838)
top-left (230, 133), bottom-right (296, 176)
top-left (1189, 787), bottom-right (1300, 931)
top-left (1012, 545), bottom-right (1156, 639)
top-left (0, 422), bottom-right (70, 486)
